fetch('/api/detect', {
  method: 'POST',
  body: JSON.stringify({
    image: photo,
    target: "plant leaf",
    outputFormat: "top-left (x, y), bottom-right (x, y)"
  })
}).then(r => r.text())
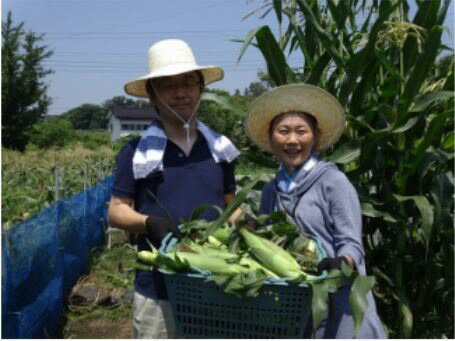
top-left (327, 141), bottom-right (361, 164)
top-left (410, 90), bottom-right (454, 112)
top-left (349, 275), bottom-right (375, 338)
top-left (255, 25), bottom-right (290, 85)
top-left (393, 194), bottom-right (434, 245)
top-left (236, 27), bottom-right (262, 64)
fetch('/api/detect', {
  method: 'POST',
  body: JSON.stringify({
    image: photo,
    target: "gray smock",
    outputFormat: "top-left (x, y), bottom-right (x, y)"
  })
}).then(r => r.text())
top-left (259, 156), bottom-right (387, 339)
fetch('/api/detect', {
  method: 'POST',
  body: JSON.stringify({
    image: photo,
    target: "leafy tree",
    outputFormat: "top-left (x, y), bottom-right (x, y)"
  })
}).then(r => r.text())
top-left (243, 80), bottom-right (269, 98)
top-left (60, 96), bottom-right (150, 130)
top-left (27, 118), bottom-right (76, 149)
top-left (101, 95), bottom-right (149, 111)
top-left (199, 89), bottom-right (248, 145)
top-left (2, 11), bottom-right (53, 151)
top-left (61, 104), bottom-right (106, 130)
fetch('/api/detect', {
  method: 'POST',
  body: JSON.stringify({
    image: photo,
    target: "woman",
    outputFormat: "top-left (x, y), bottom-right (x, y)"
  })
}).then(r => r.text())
top-left (244, 84), bottom-right (386, 339)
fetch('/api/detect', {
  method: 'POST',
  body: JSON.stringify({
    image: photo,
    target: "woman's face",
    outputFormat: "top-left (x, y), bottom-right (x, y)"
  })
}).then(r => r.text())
top-left (270, 113), bottom-right (317, 174)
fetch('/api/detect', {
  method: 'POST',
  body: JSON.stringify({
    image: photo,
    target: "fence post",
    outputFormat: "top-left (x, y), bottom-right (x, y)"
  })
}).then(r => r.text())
top-left (54, 167), bottom-right (63, 202)
top-left (83, 164), bottom-right (89, 192)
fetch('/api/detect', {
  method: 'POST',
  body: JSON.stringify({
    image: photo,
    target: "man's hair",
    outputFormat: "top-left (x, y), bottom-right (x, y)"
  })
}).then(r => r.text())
top-left (145, 71), bottom-right (205, 97)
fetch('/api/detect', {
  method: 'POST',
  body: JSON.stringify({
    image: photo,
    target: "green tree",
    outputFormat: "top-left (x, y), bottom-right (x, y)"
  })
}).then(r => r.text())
top-left (101, 95), bottom-right (149, 111)
top-left (2, 11), bottom-right (54, 151)
top-left (61, 103), bottom-right (106, 130)
top-left (60, 96), bottom-right (150, 130)
top-left (27, 117), bottom-right (76, 149)
top-left (240, 0), bottom-right (453, 338)
top-left (243, 80), bottom-right (269, 97)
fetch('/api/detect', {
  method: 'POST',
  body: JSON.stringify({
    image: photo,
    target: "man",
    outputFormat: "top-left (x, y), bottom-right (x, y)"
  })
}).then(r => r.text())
top-left (108, 39), bottom-right (240, 338)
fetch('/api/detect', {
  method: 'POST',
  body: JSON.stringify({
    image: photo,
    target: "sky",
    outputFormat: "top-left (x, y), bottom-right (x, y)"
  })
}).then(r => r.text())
top-left (2, 0), bottom-right (454, 116)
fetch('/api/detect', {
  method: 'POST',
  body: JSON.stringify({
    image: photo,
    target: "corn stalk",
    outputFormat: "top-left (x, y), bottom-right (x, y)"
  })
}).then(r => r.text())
top-left (239, 0), bottom-right (453, 337)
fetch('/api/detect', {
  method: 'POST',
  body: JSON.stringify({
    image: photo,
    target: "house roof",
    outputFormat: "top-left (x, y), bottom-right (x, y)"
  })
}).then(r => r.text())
top-left (111, 106), bottom-right (159, 120)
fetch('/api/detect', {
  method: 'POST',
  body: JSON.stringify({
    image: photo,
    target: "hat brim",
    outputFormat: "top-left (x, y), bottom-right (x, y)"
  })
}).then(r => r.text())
top-left (244, 84), bottom-right (345, 152)
top-left (124, 64), bottom-right (224, 98)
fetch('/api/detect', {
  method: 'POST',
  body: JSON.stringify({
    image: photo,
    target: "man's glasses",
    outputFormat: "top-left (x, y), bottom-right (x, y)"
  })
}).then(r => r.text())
top-left (152, 78), bottom-right (201, 93)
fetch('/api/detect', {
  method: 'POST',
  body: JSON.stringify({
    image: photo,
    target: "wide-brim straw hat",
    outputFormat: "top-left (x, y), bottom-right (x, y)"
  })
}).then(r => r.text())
top-left (245, 83), bottom-right (345, 152)
top-left (124, 39), bottom-right (224, 98)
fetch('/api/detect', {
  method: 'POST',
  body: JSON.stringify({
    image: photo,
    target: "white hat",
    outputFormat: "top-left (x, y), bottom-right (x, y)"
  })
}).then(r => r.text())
top-left (244, 83), bottom-right (345, 152)
top-left (124, 39), bottom-right (224, 98)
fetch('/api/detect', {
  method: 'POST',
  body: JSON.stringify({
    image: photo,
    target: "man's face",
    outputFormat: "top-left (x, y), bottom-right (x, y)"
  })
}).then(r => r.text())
top-left (149, 71), bottom-right (202, 122)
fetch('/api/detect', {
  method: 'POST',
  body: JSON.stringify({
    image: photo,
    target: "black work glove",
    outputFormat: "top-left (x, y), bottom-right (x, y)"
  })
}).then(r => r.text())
top-left (238, 213), bottom-right (262, 229)
top-left (317, 256), bottom-right (348, 274)
top-left (145, 216), bottom-right (181, 248)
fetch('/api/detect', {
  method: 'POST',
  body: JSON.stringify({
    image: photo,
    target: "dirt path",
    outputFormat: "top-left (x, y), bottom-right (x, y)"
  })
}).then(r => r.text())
top-left (60, 235), bottom-right (136, 339)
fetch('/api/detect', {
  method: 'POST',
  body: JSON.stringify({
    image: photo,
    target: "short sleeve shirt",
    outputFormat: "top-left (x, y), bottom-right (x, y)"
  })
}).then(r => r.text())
top-left (112, 132), bottom-right (236, 299)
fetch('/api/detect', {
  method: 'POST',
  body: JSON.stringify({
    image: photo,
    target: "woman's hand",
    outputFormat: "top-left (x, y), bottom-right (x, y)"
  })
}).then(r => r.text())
top-left (317, 255), bottom-right (354, 274)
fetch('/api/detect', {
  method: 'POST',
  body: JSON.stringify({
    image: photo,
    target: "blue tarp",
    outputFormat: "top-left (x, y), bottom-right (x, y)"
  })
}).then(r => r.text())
top-left (1, 175), bottom-right (114, 338)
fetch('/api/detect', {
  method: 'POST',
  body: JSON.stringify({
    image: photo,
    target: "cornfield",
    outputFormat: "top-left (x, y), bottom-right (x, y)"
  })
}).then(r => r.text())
top-left (2, 143), bottom-right (115, 229)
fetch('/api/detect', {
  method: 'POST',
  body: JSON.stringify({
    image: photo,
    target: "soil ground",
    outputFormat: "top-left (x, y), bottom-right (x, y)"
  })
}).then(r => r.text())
top-left (59, 231), bottom-right (135, 339)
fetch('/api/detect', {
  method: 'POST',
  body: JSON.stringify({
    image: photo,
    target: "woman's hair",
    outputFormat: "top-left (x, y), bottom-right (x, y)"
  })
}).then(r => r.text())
top-left (269, 111), bottom-right (320, 146)
top-left (145, 71), bottom-right (205, 97)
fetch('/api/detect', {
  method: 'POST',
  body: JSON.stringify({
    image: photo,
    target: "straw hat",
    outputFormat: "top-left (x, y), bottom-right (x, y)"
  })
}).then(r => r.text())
top-left (124, 39), bottom-right (224, 98)
top-left (244, 84), bottom-right (345, 152)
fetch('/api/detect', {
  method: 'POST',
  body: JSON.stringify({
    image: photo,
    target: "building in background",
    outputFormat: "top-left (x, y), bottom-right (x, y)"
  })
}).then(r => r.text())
top-left (107, 106), bottom-right (158, 141)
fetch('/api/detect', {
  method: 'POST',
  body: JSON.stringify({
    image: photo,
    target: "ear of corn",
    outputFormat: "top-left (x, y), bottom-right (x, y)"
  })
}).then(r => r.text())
top-left (170, 252), bottom-right (251, 276)
top-left (179, 241), bottom-right (280, 279)
top-left (238, 256), bottom-right (280, 279)
top-left (240, 228), bottom-right (302, 279)
top-left (138, 250), bottom-right (159, 265)
top-left (207, 235), bottom-right (226, 248)
top-left (211, 226), bottom-right (232, 244)
top-left (182, 241), bottom-right (238, 260)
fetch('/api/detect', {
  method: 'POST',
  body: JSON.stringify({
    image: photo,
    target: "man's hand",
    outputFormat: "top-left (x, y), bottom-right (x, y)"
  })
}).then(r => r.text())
top-left (145, 216), bottom-right (181, 248)
top-left (317, 256), bottom-right (349, 274)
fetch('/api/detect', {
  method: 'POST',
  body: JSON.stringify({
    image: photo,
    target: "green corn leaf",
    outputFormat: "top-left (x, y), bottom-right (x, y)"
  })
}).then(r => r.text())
top-left (327, 0), bottom-right (348, 30)
top-left (188, 204), bottom-right (223, 222)
top-left (349, 275), bottom-right (375, 338)
top-left (396, 291), bottom-right (414, 338)
top-left (339, 1), bottom-right (400, 105)
top-left (327, 141), bottom-right (361, 164)
top-left (311, 281), bottom-right (330, 331)
top-left (306, 52), bottom-right (331, 85)
top-left (311, 271), bottom-right (350, 331)
top-left (391, 116), bottom-right (419, 134)
top-left (272, 0), bottom-right (282, 24)
top-left (295, 0), bottom-right (344, 67)
top-left (442, 131), bottom-right (454, 150)
top-left (413, 110), bottom-right (452, 165)
top-left (361, 202), bottom-right (397, 223)
top-left (393, 194), bottom-right (434, 245)
top-left (410, 90), bottom-right (454, 112)
top-left (236, 27), bottom-right (262, 64)
top-left (201, 92), bottom-right (242, 116)
top-left (374, 48), bottom-right (402, 79)
top-left (402, 0), bottom-right (441, 73)
top-left (212, 269), bottom-right (268, 298)
top-left (255, 25), bottom-right (289, 85)
top-left (203, 176), bottom-right (260, 239)
top-left (284, 11), bottom-right (315, 69)
top-left (402, 25), bottom-right (444, 111)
